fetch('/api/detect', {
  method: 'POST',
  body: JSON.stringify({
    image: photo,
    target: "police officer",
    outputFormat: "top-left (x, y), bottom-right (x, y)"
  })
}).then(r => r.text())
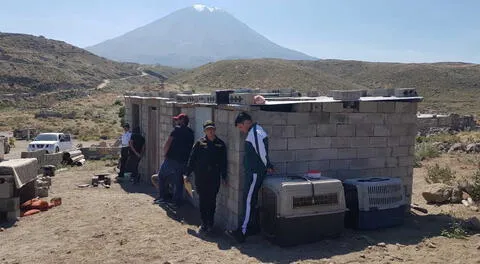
top-left (185, 120), bottom-right (227, 234)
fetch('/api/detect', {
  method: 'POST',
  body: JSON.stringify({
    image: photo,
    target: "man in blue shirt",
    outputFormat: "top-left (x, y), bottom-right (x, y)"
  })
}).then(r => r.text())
top-left (155, 114), bottom-right (194, 208)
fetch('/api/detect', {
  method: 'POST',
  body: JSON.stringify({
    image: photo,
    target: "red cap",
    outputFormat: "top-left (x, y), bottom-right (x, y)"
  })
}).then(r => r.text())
top-left (172, 113), bottom-right (188, 120)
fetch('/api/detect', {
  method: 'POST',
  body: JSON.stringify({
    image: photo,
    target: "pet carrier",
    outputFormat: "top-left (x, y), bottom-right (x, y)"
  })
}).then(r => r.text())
top-left (260, 176), bottom-right (346, 246)
top-left (343, 177), bottom-right (407, 230)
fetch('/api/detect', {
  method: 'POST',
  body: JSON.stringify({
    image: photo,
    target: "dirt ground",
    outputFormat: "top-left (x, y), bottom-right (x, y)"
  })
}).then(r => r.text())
top-left (1, 155), bottom-right (480, 264)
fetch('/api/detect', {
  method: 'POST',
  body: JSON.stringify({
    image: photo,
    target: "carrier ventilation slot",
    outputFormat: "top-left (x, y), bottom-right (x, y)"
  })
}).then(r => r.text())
top-left (367, 184), bottom-right (402, 194)
top-left (368, 195), bottom-right (404, 206)
top-left (293, 193), bottom-right (338, 208)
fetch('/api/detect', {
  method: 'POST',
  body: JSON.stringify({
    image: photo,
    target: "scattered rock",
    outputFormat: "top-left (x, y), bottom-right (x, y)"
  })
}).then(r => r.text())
top-left (360, 254), bottom-right (366, 258)
top-left (432, 142), bottom-right (452, 152)
top-left (466, 143), bottom-right (480, 153)
top-left (462, 200), bottom-right (470, 207)
top-left (377, 242), bottom-right (387, 247)
top-left (458, 179), bottom-right (475, 195)
top-left (0, 228), bottom-right (4, 232)
top-left (422, 183), bottom-right (462, 204)
top-left (99, 142), bottom-right (107, 147)
top-left (426, 242), bottom-right (437, 249)
top-left (470, 206), bottom-right (479, 212)
top-left (462, 191), bottom-right (472, 200)
top-left (448, 143), bottom-right (465, 153)
top-left (464, 217), bottom-right (480, 231)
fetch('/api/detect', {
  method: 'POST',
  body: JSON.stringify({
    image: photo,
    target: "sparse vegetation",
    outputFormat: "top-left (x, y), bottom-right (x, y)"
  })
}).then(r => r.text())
top-left (470, 169), bottom-right (480, 201)
top-left (425, 163), bottom-right (456, 185)
top-left (441, 221), bottom-right (468, 239)
top-left (415, 142), bottom-right (440, 162)
top-left (118, 106), bottom-right (126, 126)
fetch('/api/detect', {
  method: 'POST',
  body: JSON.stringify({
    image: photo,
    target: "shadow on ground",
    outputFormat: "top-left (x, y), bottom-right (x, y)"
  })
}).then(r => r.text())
top-left (115, 178), bottom-right (480, 263)
top-left (226, 212), bottom-right (479, 263)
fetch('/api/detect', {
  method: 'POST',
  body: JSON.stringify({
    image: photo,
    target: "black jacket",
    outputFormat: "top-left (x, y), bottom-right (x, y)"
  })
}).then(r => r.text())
top-left (186, 136), bottom-right (227, 182)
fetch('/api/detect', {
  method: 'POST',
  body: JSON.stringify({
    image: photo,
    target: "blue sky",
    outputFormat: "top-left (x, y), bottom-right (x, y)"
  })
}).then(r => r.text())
top-left (1, 0), bottom-right (479, 63)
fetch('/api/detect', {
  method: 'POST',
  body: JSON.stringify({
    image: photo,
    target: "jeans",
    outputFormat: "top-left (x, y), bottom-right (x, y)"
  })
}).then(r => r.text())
top-left (125, 154), bottom-right (141, 182)
top-left (118, 147), bottom-right (129, 177)
top-left (158, 159), bottom-right (185, 204)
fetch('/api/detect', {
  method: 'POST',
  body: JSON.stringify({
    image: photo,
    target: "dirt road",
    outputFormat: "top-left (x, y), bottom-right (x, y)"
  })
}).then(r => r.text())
top-left (0, 159), bottom-right (479, 264)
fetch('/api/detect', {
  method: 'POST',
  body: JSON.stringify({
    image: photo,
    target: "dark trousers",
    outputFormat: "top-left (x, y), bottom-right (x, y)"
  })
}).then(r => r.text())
top-left (118, 147), bottom-right (129, 177)
top-left (196, 178), bottom-right (220, 227)
top-left (238, 172), bottom-right (265, 235)
top-left (158, 159), bottom-right (185, 204)
top-left (126, 154), bottom-right (141, 182)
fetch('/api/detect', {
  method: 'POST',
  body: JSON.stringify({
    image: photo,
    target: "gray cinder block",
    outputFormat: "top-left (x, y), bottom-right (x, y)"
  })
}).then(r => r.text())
top-left (309, 112), bottom-right (330, 124)
top-left (329, 159), bottom-right (352, 170)
top-left (270, 151), bottom-right (295, 162)
top-left (337, 124), bottom-right (355, 137)
top-left (374, 125), bottom-right (390, 137)
top-left (377, 102), bottom-right (396, 113)
top-left (287, 112), bottom-right (310, 125)
top-left (329, 90), bottom-right (366, 101)
top-left (287, 138), bottom-right (311, 150)
top-left (359, 102), bottom-right (378, 113)
top-left (355, 124), bottom-right (374, 137)
top-left (310, 137), bottom-right (332, 148)
top-left (394, 88), bottom-right (417, 97)
top-left (295, 125), bottom-right (317, 138)
top-left (337, 148), bottom-right (357, 159)
top-left (323, 102), bottom-right (344, 113)
top-left (367, 88), bottom-right (394, 97)
top-left (317, 124), bottom-right (337, 137)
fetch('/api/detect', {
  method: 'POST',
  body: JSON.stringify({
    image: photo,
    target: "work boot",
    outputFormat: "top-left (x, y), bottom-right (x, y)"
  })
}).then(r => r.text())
top-left (226, 229), bottom-right (245, 243)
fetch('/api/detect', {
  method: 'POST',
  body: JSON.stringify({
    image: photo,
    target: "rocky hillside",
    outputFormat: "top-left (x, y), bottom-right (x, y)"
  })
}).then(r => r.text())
top-left (0, 33), bottom-right (140, 94)
top-left (170, 59), bottom-right (480, 114)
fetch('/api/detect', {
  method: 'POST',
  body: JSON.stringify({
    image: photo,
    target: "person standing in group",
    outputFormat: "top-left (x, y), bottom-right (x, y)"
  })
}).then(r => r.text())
top-left (185, 120), bottom-right (227, 234)
top-left (227, 112), bottom-right (274, 243)
top-left (155, 113), bottom-right (194, 209)
top-left (117, 123), bottom-right (132, 180)
top-left (126, 126), bottom-right (145, 183)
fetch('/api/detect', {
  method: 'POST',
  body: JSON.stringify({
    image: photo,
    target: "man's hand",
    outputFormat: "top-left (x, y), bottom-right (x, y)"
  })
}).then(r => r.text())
top-left (267, 168), bottom-right (275, 174)
top-left (183, 175), bottom-right (190, 183)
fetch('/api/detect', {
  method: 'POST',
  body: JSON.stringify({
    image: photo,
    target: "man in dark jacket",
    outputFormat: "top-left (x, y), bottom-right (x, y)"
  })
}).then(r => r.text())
top-left (155, 113), bottom-right (194, 208)
top-left (227, 112), bottom-right (274, 243)
top-left (126, 127), bottom-right (145, 183)
top-left (185, 120), bottom-right (227, 234)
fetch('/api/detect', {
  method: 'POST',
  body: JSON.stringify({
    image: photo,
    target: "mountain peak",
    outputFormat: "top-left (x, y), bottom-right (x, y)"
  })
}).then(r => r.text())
top-left (192, 4), bottom-right (221, 13)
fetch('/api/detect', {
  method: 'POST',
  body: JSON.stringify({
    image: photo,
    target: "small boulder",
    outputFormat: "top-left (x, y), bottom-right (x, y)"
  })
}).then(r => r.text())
top-left (422, 183), bottom-right (462, 204)
top-left (466, 143), bottom-right (480, 153)
top-left (448, 143), bottom-right (465, 153)
top-left (464, 217), bottom-right (480, 231)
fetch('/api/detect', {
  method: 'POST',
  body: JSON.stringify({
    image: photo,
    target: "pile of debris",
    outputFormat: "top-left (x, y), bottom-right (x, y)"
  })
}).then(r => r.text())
top-left (62, 150), bottom-right (85, 166)
top-left (20, 197), bottom-right (61, 217)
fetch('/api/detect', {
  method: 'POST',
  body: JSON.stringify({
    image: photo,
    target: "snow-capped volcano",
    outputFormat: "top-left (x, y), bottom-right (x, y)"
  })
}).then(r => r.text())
top-left (86, 5), bottom-right (316, 68)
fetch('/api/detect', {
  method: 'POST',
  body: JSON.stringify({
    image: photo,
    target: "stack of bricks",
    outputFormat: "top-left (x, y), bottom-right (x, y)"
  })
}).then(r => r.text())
top-left (212, 107), bottom-right (245, 230)
top-left (249, 100), bottom-right (417, 205)
top-left (0, 174), bottom-right (19, 221)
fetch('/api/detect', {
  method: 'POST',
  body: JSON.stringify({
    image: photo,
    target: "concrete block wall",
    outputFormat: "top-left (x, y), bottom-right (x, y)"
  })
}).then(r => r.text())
top-left (125, 94), bottom-right (420, 227)
top-left (250, 100), bottom-right (418, 205)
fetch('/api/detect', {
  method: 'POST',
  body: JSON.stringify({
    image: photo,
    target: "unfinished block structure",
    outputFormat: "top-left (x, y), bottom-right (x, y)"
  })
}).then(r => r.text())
top-left (124, 89), bottom-right (422, 230)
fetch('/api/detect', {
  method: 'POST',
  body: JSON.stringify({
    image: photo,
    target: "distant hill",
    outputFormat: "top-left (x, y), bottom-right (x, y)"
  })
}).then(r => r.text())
top-left (86, 5), bottom-right (315, 68)
top-left (170, 59), bottom-right (480, 115)
top-left (0, 33), bottom-right (140, 94)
